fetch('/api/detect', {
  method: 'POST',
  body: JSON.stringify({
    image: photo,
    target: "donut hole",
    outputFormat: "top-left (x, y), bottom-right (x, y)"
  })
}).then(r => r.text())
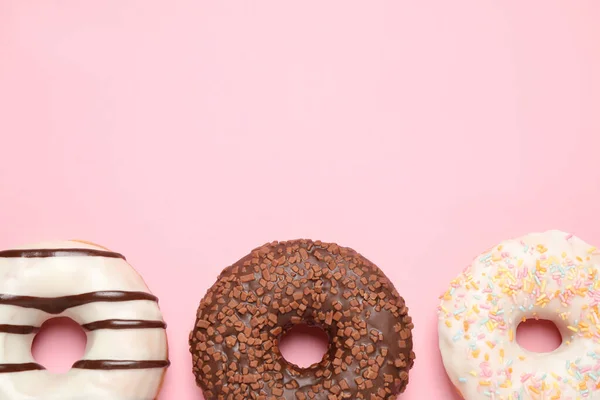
top-left (32, 317), bottom-right (87, 374)
top-left (516, 319), bottom-right (562, 353)
top-left (279, 324), bottom-right (329, 368)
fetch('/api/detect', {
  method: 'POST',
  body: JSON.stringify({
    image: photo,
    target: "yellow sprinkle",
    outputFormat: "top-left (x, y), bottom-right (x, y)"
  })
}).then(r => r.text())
top-left (484, 353), bottom-right (489, 361)
top-left (445, 320), bottom-right (452, 328)
top-left (469, 370), bottom-right (477, 377)
top-left (567, 325), bottom-right (579, 333)
top-left (519, 355), bottom-right (526, 361)
top-left (529, 385), bottom-right (540, 394)
top-left (479, 380), bottom-right (491, 386)
top-left (509, 330), bottom-right (514, 342)
top-left (472, 349), bottom-right (480, 358)
top-left (486, 341), bottom-right (495, 349)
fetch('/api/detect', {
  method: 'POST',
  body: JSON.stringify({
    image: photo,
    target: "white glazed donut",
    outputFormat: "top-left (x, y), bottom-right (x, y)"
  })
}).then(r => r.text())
top-left (0, 240), bottom-right (169, 400)
top-left (438, 230), bottom-right (600, 400)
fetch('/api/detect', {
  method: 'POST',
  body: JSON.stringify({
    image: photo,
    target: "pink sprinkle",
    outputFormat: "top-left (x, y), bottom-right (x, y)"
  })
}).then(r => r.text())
top-left (479, 362), bottom-right (492, 378)
top-left (566, 233), bottom-right (573, 240)
top-left (521, 373), bottom-right (532, 383)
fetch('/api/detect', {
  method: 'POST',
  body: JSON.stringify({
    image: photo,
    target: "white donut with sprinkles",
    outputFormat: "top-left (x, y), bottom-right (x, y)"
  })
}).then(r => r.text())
top-left (0, 240), bottom-right (169, 400)
top-left (438, 230), bottom-right (600, 400)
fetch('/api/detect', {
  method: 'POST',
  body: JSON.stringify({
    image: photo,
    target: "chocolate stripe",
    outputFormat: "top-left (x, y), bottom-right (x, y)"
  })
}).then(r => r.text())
top-left (0, 248), bottom-right (125, 260)
top-left (0, 363), bottom-right (45, 373)
top-left (0, 324), bottom-right (40, 334)
top-left (82, 319), bottom-right (166, 331)
top-left (0, 291), bottom-right (158, 314)
top-left (72, 360), bottom-right (170, 370)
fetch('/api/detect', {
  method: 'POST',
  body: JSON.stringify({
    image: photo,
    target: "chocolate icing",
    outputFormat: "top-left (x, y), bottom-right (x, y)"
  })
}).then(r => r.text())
top-left (190, 239), bottom-right (415, 400)
top-left (0, 291), bottom-right (158, 315)
top-left (82, 319), bottom-right (166, 331)
top-left (72, 360), bottom-right (170, 370)
top-left (0, 248), bottom-right (125, 260)
top-left (0, 324), bottom-right (40, 334)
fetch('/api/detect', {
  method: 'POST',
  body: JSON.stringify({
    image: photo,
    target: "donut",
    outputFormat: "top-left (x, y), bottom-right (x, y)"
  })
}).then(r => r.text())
top-left (0, 240), bottom-right (169, 400)
top-left (438, 230), bottom-right (600, 399)
top-left (190, 239), bottom-right (415, 400)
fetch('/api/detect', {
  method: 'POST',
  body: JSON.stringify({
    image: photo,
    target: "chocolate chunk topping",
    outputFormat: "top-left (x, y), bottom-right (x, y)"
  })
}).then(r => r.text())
top-left (190, 239), bottom-right (415, 400)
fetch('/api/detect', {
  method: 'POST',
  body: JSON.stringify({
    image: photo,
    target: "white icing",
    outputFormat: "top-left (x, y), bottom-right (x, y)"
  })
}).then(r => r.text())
top-left (438, 230), bottom-right (600, 399)
top-left (0, 241), bottom-right (168, 400)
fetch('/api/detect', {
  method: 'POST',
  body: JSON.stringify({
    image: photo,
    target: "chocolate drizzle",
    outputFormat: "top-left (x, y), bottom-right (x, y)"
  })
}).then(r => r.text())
top-left (0, 320), bottom-right (166, 334)
top-left (82, 319), bottom-right (166, 331)
top-left (0, 324), bottom-right (40, 334)
top-left (0, 291), bottom-right (158, 315)
top-left (72, 360), bottom-right (170, 370)
top-left (0, 360), bottom-right (170, 373)
top-left (0, 363), bottom-right (45, 373)
top-left (0, 248), bottom-right (126, 260)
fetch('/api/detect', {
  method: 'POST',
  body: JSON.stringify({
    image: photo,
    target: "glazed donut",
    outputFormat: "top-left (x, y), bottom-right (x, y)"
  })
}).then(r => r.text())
top-left (190, 239), bottom-right (415, 400)
top-left (438, 230), bottom-right (600, 399)
top-left (0, 240), bottom-right (169, 400)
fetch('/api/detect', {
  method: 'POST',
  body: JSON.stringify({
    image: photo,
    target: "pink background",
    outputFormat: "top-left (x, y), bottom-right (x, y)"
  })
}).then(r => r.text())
top-left (1, 1), bottom-right (600, 398)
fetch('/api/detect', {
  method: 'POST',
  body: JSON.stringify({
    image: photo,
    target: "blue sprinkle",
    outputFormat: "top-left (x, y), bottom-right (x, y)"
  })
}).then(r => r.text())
top-left (453, 330), bottom-right (464, 342)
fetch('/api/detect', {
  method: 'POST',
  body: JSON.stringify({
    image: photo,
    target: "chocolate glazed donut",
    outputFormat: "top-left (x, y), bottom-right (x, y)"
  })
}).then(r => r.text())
top-left (190, 240), bottom-right (415, 400)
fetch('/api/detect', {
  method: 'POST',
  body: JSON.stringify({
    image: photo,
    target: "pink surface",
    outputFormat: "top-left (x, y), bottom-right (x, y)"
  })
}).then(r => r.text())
top-left (1, 1), bottom-right (599, 398)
